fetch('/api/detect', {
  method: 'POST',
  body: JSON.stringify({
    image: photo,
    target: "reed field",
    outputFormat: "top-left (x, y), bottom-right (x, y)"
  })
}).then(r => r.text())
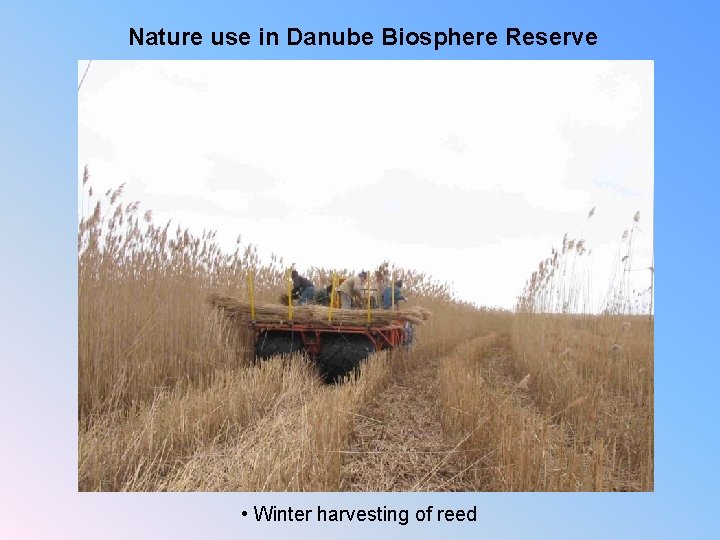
top-left (78, 176), bottom-right (653, 492)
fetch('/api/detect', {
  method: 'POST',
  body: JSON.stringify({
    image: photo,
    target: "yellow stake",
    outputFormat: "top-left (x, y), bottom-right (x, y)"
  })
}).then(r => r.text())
top-left (366, 273), bottom-right (372, 324)
top-left (286, 270), bottom-right (294, 322)
top-left (328, 273), bottom-right (336, 322)
top-left (247, 271), bottom-right (255, 320)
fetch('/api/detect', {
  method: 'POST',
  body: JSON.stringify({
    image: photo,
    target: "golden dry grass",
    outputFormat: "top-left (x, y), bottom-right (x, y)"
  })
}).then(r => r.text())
top-left (78, 178), bottom-right (652, 491)
top-left (511, 314), bottom-right (653, 490)
top-left (509, 213), bottom-right (653, 490)
top-left (439, 334), bottom-right (612, 491)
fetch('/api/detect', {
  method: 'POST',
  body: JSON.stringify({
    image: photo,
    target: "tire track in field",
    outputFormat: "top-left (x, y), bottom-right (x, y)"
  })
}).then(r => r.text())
top-left (471, 334), bottom-right (617, 491)
top-left (340, 343), bottom-right (481, 492)
top-left (341, 334), bottom-right (594, 492)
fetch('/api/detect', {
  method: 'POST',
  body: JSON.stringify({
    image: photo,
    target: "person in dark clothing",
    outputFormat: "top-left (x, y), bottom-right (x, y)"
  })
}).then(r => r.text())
top-left (291, 270), bottom-right (317, 305)
top-left (382, 279), bottom-right (407, 309)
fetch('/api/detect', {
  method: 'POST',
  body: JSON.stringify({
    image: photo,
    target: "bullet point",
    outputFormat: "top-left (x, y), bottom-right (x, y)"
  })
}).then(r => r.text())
top-left (242, 511), bottom-right (247, 516)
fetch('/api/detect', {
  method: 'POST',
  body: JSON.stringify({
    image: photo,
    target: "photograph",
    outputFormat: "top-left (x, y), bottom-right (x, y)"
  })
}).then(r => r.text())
top-left (77, 60), bottom-right (653, 492)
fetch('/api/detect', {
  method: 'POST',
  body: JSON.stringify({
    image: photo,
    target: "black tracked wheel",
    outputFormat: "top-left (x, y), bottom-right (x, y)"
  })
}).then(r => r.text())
top-left (317, 334), bottom-right (375, 383)
top-left (254, 330), bottom-right (305, 360)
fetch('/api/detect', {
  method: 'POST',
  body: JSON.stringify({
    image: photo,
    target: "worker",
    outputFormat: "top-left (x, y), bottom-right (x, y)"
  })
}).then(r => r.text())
top-left (291, 270), bottom-right (316, 305)
top-left (382, 279), bottom-right (406, 309)
top-left (337, 271), bottom-right (367, 309)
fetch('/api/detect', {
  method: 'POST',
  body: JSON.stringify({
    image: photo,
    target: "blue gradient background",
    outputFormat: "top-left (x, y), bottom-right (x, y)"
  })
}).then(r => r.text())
top-left (1, 0), bottom-right (718, 538)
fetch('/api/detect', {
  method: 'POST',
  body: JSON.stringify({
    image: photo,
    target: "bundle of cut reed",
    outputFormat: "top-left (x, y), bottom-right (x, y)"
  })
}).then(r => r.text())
top-left (208, 293), bottom-right (432, 326)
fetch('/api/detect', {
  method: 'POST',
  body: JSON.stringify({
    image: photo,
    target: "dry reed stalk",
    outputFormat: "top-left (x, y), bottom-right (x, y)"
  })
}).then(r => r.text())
top-left (79, 356), bottom-right (319, 491)
top-left (157, 352), bottom-right (392, 492)
top-left (511, 313), bottom-right (653, 489)
top-left (78, 174), bottom-right (651, 492)
top-left (208, 293), bottom-right (432, 326)
top-left (437, 334), bottom-right (611, 491)
top-left (511, 214), bottom-right (653, 490)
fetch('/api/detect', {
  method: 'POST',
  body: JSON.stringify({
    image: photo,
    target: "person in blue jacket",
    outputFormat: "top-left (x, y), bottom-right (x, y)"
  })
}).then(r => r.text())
top-left (382, 279), bottom-right (406, 309)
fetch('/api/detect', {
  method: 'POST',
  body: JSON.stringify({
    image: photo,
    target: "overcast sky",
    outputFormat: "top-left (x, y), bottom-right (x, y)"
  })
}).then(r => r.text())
top-left (78, 60), bottom-right (653, 309)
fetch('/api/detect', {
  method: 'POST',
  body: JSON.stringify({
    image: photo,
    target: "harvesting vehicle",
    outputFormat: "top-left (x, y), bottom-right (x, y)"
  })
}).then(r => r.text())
top-left (210, 276), bottom-right (423, 383)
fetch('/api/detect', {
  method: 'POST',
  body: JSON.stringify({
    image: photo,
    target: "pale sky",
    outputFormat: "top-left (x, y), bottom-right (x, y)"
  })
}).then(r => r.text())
top-left (78, 60), bottom-right (653, 309)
